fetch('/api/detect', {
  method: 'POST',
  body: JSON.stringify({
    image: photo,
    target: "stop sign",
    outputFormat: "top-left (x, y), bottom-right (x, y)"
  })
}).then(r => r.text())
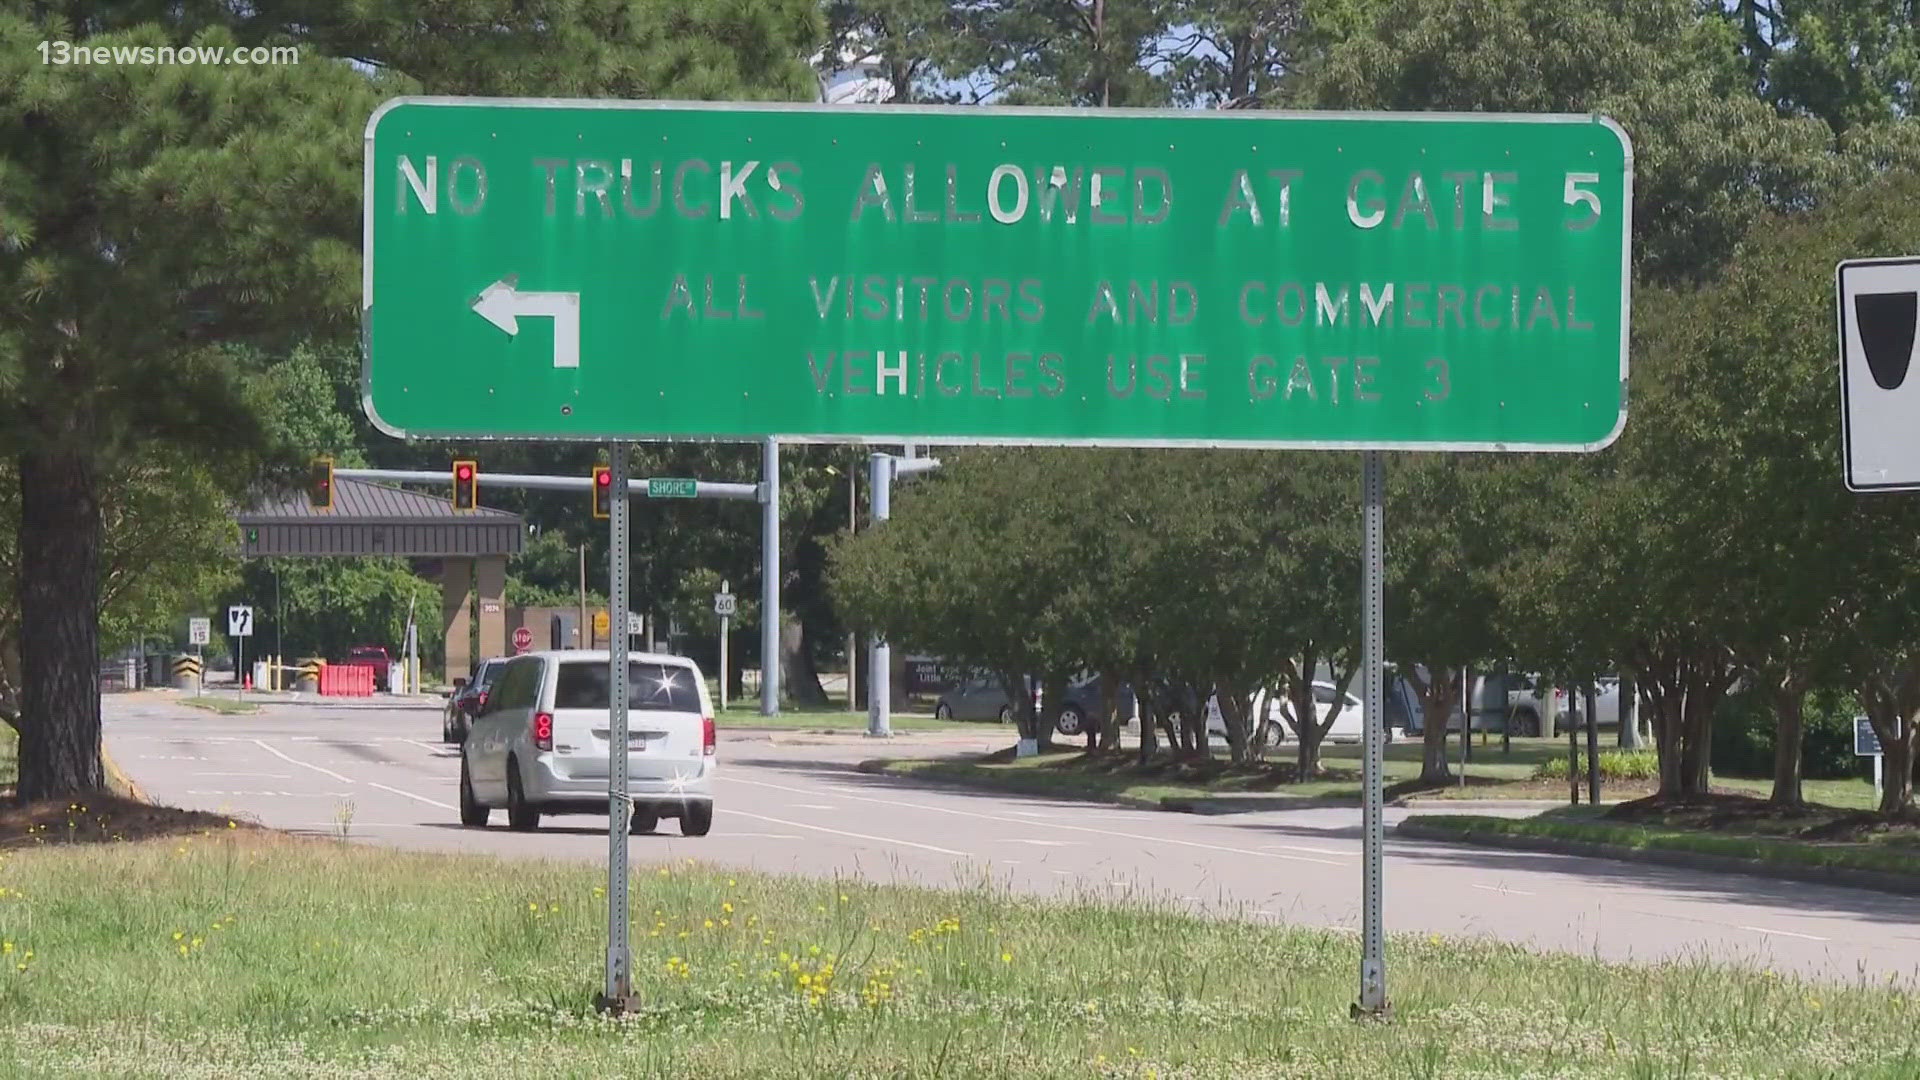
top-left (512, 626), bottom-right (533, 654)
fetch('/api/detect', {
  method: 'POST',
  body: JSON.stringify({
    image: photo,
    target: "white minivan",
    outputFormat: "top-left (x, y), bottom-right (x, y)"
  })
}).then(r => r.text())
top-left (459, 650), bottom-right (715, 836)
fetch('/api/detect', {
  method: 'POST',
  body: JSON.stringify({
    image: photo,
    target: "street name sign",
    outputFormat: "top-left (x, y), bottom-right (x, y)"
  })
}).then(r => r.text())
top-left (227, 606), bottom-right (253, 638)
top-left (188, 617), bottom-right (211, 646)
top-left (1837, 257), bottom-right (1920, 491)
top-left (364, 98), bottom-right (1631, 451)
top-left (647, 477), bottom-right (697, 498)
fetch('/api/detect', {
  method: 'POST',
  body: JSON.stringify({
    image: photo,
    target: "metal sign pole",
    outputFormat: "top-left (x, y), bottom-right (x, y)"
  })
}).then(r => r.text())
top-left (761, 438), bottom-right (780, 715)
top-left (867, 452), bottom-right (894, 738)
top-left (719, 580), bottom-right (731, 712)
top-left (600, 442), bottom-right (636, 1013)
top-left (1356, 450), bottom-right (1389, 1018)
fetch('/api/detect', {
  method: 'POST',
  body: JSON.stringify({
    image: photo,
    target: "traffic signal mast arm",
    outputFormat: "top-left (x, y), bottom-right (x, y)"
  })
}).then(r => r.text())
top-left (332, 468), bottom-right (760, 499)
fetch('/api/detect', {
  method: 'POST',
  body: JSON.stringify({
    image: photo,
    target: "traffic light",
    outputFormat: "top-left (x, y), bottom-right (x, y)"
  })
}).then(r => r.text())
top-left (307, 457), bottom-right (333, 510)
top-left (452, 460), bottom-right (477, 511)
top-left (592, 465), bottom-right (613, 519)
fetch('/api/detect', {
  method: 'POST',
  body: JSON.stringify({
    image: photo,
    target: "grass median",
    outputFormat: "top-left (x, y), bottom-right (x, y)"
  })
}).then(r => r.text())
top-left (2, 831), bottom-right (1919, 1077)
top-left (1406, 797), bottom-right (1920, 880)
top-left (177, 695), bottom-right (262, 716)
top-left (716, 705), bottom-right (979, 734)
top-left (868, 738), bottom-right (1883, 811)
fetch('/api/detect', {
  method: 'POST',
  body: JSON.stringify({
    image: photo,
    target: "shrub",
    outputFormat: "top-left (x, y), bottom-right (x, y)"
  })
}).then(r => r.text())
top-left (1534, 749), bottom-right (1659, 782)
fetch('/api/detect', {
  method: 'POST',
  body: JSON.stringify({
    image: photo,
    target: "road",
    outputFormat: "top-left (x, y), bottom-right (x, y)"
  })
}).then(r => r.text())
top-left (104, 692), bottom-right (1920, 985)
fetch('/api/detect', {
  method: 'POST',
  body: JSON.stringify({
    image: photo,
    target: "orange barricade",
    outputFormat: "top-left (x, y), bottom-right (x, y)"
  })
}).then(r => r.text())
top-left (320, 662), bottom-right (375, 697)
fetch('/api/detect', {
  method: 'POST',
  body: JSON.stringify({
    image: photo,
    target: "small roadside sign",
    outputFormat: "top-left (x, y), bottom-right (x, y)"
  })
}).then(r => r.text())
top-left (227, 605), bottom-right (253, 638)
top-left (627, 611), bottom-right (643, 637)
top-left (592, 610), bottom-right (609, 638)
top-left (512, 626), bottom-right (533, 654)
top-left (713, 592), bottom-right (737, 618)
top-left (1855, 715), bottom-right (1883, 757)
top-left (188, 617), bottom-right (210, 646)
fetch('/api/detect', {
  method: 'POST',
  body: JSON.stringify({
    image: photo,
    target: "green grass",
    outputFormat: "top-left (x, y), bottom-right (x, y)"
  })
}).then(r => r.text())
top-left (1409, 810), bottom-right (1920, 879)
top-left (872, 737), bottom-right (1568, 807)
top-left (715, 705), bottom-right (979, 734)
top-left (871, 737), bottom-right (1887, 811)
top-left (177, 696), bottom-right (262, 716)
top-left (1, 834), bottom-right (1918, 1077)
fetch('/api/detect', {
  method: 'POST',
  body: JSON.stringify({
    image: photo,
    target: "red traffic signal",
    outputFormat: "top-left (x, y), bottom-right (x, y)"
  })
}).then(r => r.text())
top-left (452, 460), bottom-right (477, 511)
top-left (591, 465), bottom-right (613, 519)
top-left (307, 457), bottom-right (334, 510)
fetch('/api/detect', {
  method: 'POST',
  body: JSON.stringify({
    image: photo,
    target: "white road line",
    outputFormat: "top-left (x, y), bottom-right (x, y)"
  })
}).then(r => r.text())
top-left (1254, 909), bottom-right (1281, 917)
top-left (367, 781), bottom-right (456, 811)
top-left (790, 803), bottom-right (838, 811)
top-left (1739, 925), bottom-right (1829, 942)
top-left (1052, 870), bottom-right (1076, 877)
top-left (722, 809), bottom-right (971, 856)
top-left (193, 772), bottom-right (293, 779)
top-left (1267, 844), bottom-right (1350, 857)
top-left (721, 775), bottom-right (1346, 867)
top-left (403, 739), bottom-right (451, 755)
top-left (1007, 839), bottom-right (1077, 847)
top-left (251, 739), bottom-right (355, 784)
top-left (1471, 883), bottom-right (1538, 897)
top-left (721, 831), bottom-right (804, 840)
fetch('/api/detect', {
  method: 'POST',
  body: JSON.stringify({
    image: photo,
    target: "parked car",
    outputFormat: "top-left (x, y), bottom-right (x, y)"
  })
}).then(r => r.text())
top-left (1052, 676), bottom-right (1137, 737)
top-left (460, 650), bottom-right (715, 836)
top-left (934, 675), bottom-right (1037, 723)
top-left (443, 657), bottom-right (508, 744)
top-left (1257, 682), bottom-right (1368, 744)
top-left (1554, 678), bottom-right (1623, 734)
top-left (345, 645), bottom-right (393, 691)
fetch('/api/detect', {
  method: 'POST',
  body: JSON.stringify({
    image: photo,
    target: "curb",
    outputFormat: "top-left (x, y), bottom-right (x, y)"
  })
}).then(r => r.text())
top-left (1393, 798), bottom-right (1609, 810)
top-left (101, 746), bottom-right (147, 803)
top-left (1395, 819), bottom-right (1920, 899)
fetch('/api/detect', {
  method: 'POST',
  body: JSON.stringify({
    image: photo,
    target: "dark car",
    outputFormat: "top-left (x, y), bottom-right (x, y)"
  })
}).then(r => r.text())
top-left (1052, 676), bottom-right (1137, 737)
top-left (443, 657), bottom-right (507, 743)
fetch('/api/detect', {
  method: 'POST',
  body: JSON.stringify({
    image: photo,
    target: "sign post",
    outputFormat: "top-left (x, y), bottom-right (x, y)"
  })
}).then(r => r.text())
top-left (364, 97), bottom-right (1633, 1022)
top-left (227, 605), bottom-right (253, 699)
top-left (189, 617), bottom-right (210, 696)
top-left (599, 443), bottom-right (636, 1014)
top-left (1856, 715), bottom-right (1884, 803)
top-left (715, 582), bottom-right (735, 712)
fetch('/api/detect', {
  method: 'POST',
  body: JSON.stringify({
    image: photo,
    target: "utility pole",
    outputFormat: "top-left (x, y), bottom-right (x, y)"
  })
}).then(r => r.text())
top-left (846, 465), bottom-right (857, 711)
top-left (1585, 683), bottom-right (1602, 804)
top-left (577, 543), bottom-right (587, 650)
top-left (867, 452), bottom-right (894, 738)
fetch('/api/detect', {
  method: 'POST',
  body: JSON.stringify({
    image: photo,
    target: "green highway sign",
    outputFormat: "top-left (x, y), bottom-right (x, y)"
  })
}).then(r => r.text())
top-left (647, 477), bottom-right (697, 499)
top-left (364, 98), bottom-right (1631, 450)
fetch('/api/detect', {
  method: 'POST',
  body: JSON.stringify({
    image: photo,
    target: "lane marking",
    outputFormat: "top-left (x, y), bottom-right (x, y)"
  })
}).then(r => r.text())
top-left (720, 774), bottom-right (1346, 866)
top-left (1738, 925), bottom-right (1829, 942)
top-left (187, 790), bottom-right (352, 798)
top-left (1266, 843), bottom-right (1350, 857)
top-left (251, 739), bottom-right (355, 784)
top-left (1052, 870), bottom-right (1076, 877)
top-left (404, 739), bottom-right (453, 755)
top-left (722, 809), bottom-right (971, 856)
top-left (720, 831), bottom-right (803, 840)
top-left (790, 803), bottom-right (838, 811)
top-left (1007, 839), bottom-right (1077, 847)
top-left (1471, 883), bottom-right (1538, 897)
top-left (367, 781), bottom-right (456, 811)
top-left (1254, 909), bottom-right (1281, 917)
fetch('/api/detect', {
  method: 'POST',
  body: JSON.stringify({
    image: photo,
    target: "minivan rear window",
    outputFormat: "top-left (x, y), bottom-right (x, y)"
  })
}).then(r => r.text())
top-left (554, 661), bottom-right (703, 712)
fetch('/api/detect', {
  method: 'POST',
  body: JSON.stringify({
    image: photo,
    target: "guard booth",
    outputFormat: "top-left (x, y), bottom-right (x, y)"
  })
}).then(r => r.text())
top-left (236, 476), bottom-right (523, 688)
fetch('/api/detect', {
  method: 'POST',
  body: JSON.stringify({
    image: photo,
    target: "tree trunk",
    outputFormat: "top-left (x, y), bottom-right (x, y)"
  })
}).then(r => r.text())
top-left (1096, 673), bottom-right (1121, 752)
top-left (1286, 678), bottom-right (1328, 780)
top-left (1137, 693), bottom-right (1159, 765)
top-left (779, 613), bottom-right (828, 707)
top-left (16, 447), bottom-right (105, 801)
top-left (1418, 678), bottom-right (1454, 786)
top-left (1883, 730), bottom-right (1915, 815)
top-left (1768, 678), bottom-right (1806, 807)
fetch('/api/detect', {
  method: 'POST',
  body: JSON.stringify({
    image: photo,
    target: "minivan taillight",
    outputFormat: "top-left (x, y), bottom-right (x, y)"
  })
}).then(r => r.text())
top-left (702, 716), bottom-right (716, 756)
top-left (532, 711), bottom-right (553, 751)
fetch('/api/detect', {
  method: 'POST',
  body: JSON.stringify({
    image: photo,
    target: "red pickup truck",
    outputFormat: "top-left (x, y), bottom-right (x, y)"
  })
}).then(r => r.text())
top-left (345, 646), bottom-right (392, 691)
